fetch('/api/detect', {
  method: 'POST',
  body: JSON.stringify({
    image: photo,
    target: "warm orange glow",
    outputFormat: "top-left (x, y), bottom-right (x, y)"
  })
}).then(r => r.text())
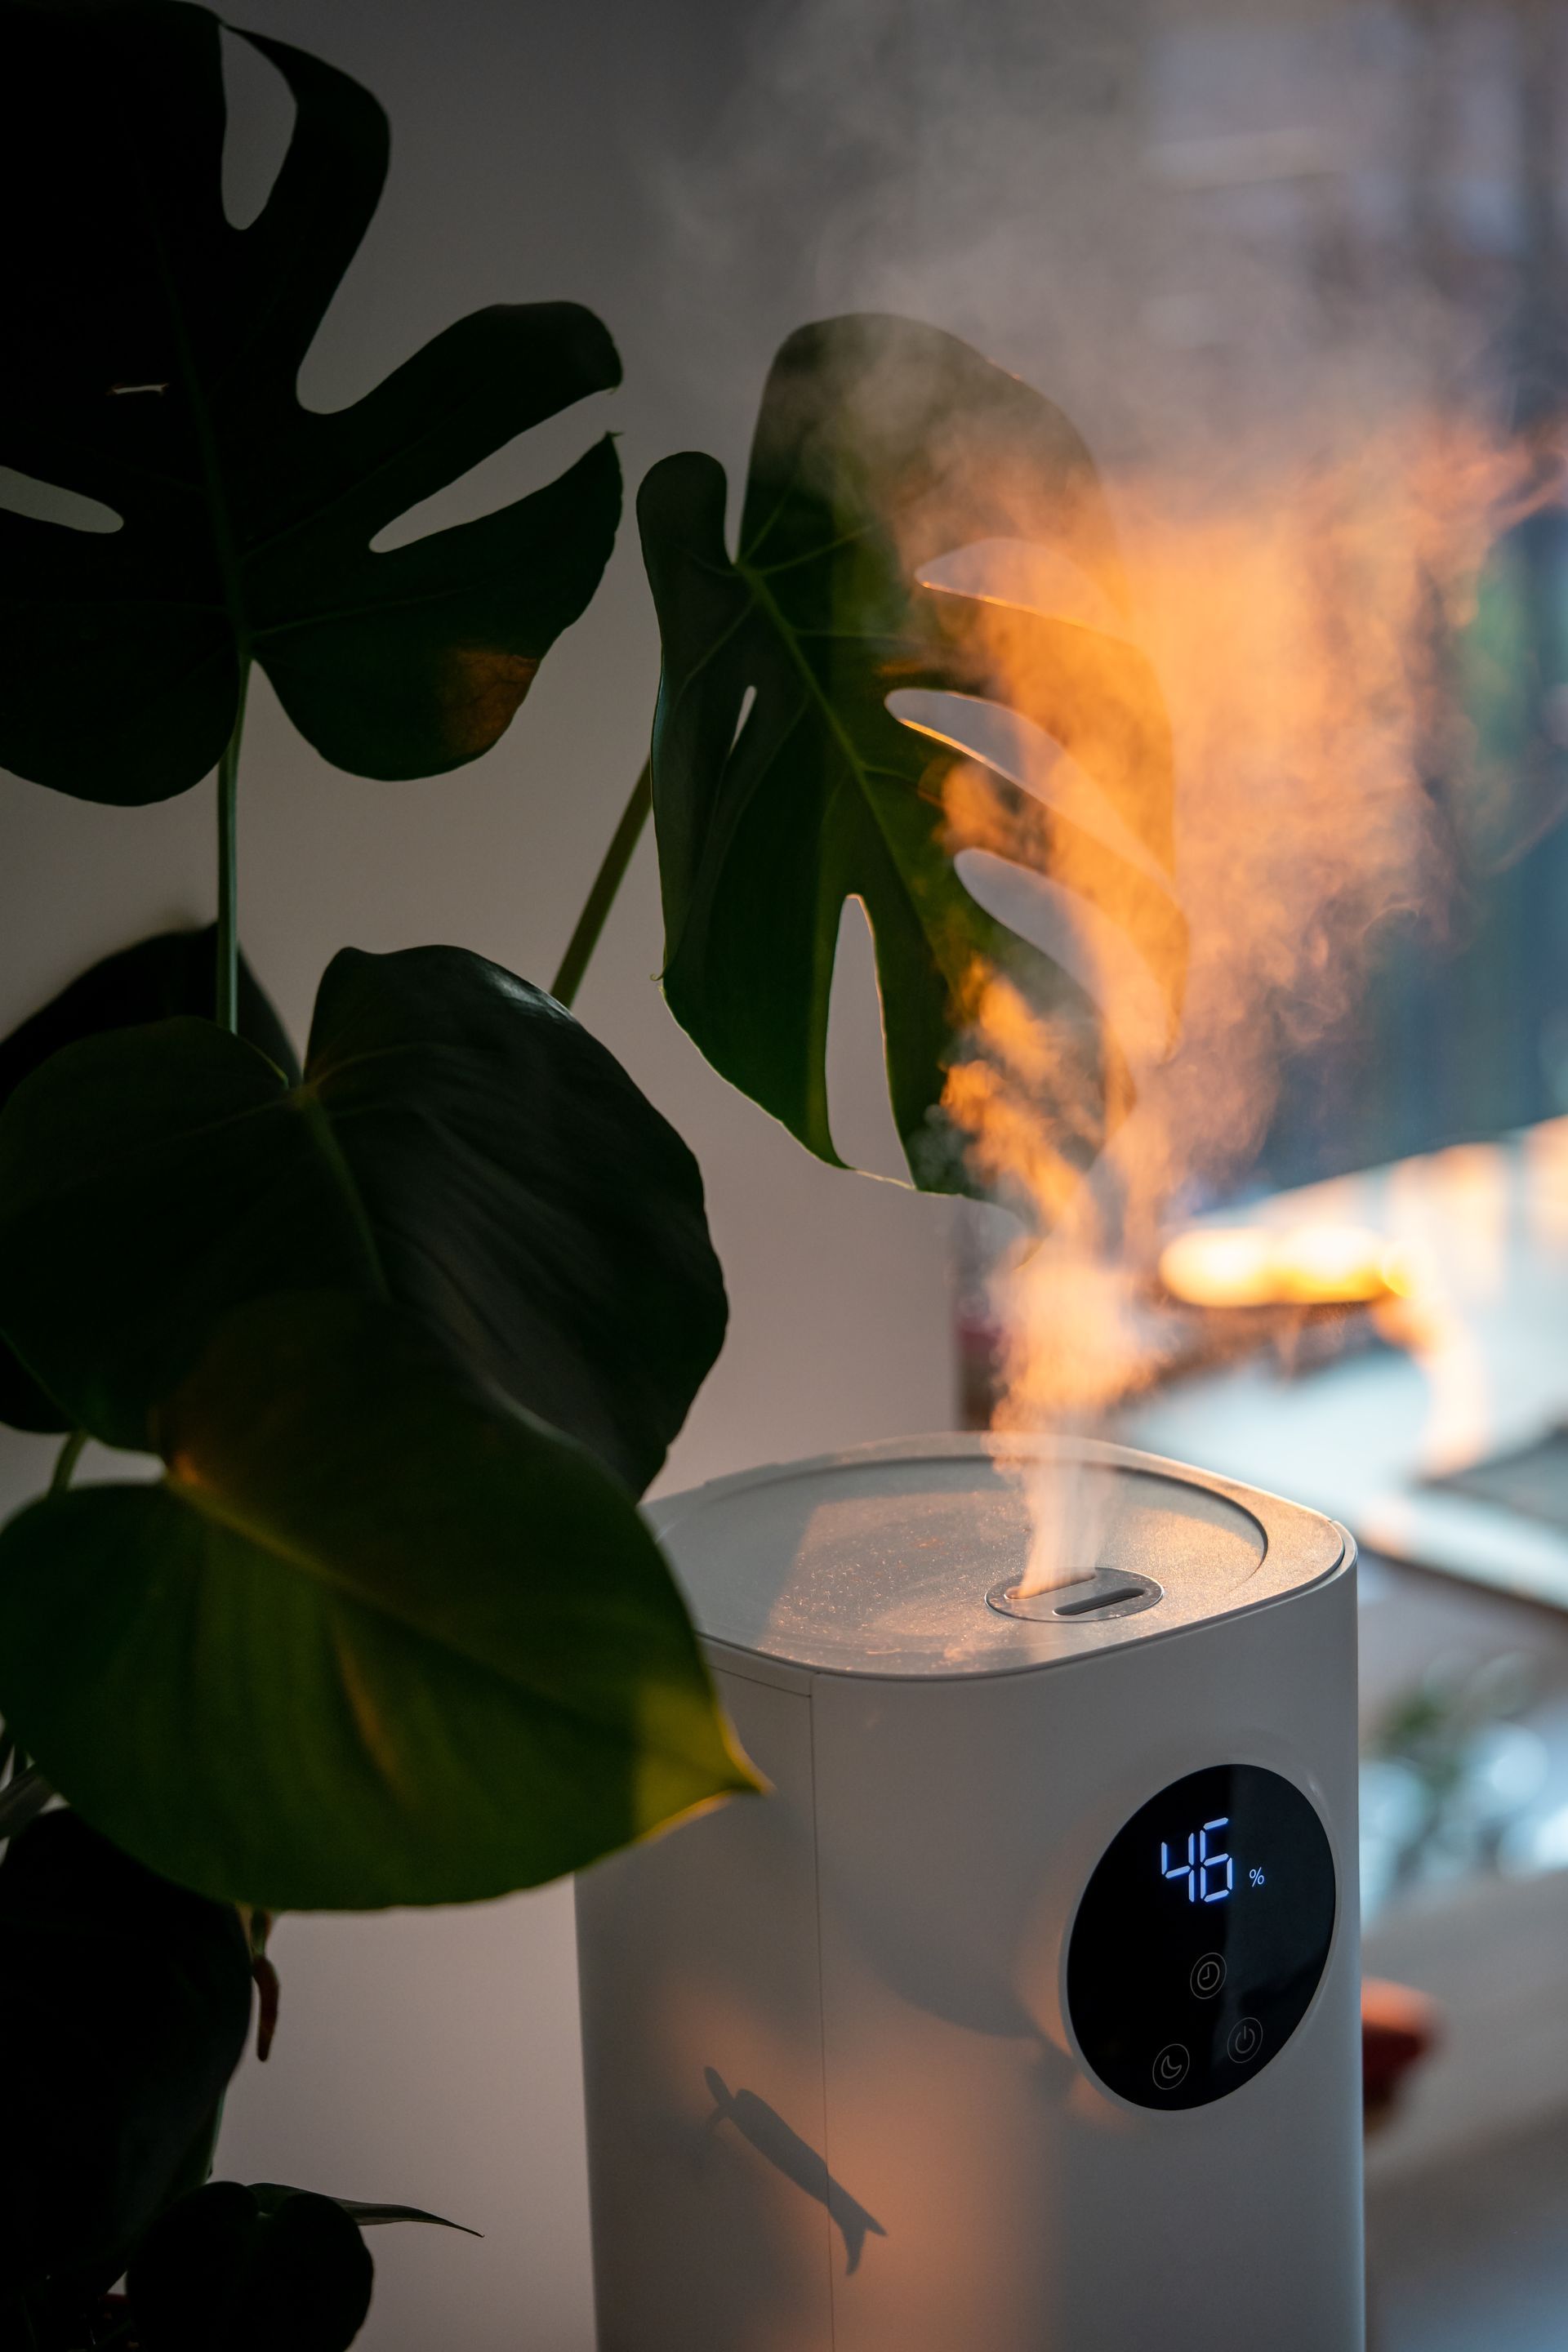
top-left (1156, 1227), bottom-right (1276, 1309)
top-left (923, 409), bottom-right (1563, 1586)
top-left (1159, 1223), bottom-right (1414, 1310)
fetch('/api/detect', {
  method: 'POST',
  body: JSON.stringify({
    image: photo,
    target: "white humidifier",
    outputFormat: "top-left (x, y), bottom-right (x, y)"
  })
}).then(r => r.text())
top-left (576, 1435), bottom-right (1362, 2352)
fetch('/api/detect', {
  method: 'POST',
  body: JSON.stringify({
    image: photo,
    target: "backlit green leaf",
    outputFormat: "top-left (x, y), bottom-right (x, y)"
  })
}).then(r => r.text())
top-left (0, 1294), bottom-right (755, 1909)
top-left (639, 314), bottom-right (1183, 1191)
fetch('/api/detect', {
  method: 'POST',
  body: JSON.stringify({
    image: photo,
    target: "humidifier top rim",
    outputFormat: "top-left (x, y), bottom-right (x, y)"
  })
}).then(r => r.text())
top-left (652, 1434), bottom-right (1348, 1681)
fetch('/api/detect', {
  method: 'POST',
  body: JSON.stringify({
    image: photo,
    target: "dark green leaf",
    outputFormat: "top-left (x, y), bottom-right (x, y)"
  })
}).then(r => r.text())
top-left (252, 2188), bottom-right (479, 2236)
top-left (0, 923), bottom-right (296, 1432)
top-left (0, 1292), bottom-right (756, 1909)
top-left (0, 2), bottom-right (621, 802)
top-left (0, 945), bottom-right (725, 1490)
top-left (0, 1813), bottom-right (252, 2292)
top-left (130, 2182), bottom-right (372, 2352)
top-left (638, 313), bottom-right (1183, 1189)
top-left (0, 925), bottom-right (297, 1097)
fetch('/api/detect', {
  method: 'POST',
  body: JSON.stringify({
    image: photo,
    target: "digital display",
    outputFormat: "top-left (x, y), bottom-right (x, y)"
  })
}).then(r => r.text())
top-left (1160, 1818), bottom-right (1233, 1904)
top-left (1066, 1763), bottom-right (1336, 2111)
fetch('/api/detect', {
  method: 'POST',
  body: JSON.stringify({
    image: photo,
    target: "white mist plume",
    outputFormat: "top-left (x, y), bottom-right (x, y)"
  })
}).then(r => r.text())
top-left (654, 0), bottom-right (1564, 1587)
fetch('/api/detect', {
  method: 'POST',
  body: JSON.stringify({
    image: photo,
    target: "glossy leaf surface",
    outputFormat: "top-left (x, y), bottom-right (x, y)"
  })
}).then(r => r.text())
top-left (0, 1813), bottom-right (252, 2291)
top-left (130, 2182), bottom-right (372, 2352)
top-left (0, 924), bottom-right (296, 1432)
top-left (639, 314), bottom-right (1183, 1188)
top-left (0, 1294), bottom-right (754, 1909)
top-left (0, 1), bottom-right (621, 801)
top-left (0, 947), bottom-right (724, 1490)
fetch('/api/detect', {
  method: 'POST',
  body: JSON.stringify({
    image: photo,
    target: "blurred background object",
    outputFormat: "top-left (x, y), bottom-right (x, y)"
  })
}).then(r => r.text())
top-left (1362, 1976), bottom-right (1443, 2136)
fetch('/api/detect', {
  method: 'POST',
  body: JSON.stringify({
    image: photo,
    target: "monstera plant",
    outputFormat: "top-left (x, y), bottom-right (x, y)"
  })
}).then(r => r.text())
top-left (0, 2), bottom-right (1179, 2343)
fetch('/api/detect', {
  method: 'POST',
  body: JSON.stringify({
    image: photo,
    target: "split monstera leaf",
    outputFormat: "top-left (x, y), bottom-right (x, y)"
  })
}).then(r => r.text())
top-left (0, 0), bottom-right (621, 800)
top-left (639, 314), bottom-right (1185, 1186)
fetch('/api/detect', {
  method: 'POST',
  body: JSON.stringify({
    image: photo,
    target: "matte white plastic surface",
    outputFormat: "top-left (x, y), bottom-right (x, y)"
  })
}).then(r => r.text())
top-left (577, 1438), bottom-right (1363, 2352)
top-left (654, 1433), bottom-right (1340, 1674)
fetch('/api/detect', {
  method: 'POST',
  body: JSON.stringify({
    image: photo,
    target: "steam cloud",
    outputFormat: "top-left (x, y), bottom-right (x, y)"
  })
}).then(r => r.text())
top-left (657, 0), bottom-right (1566, 1585)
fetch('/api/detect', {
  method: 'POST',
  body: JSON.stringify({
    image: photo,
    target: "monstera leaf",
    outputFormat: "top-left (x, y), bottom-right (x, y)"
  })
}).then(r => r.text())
top-left (0, 924), bottom-right (296, 1433)
top-left (0, 947), bottom-right (724, 1494)
top-left (0, 0), bottom-right (621, 801)
top-left (638, 314), bottom-right (1183, 1189)
top-left (0, 1294), bottom-right (755, 1908)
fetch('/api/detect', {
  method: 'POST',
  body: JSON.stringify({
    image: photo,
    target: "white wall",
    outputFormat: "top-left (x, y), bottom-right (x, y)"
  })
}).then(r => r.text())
top-left (0, 2), bottom-right (965, 2342)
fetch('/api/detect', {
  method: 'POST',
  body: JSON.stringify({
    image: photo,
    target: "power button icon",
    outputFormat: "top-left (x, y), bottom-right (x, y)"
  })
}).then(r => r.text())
top-left (1152, 2042), bottom-right (1190, 2090)
top-left (1190, 1952), bottom-right (1226, 1999)
top-left (1227, 2016), bottom-right (1264, 2065)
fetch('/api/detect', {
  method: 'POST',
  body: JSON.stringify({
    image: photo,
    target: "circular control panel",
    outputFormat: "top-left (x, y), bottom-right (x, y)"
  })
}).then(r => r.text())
top-left (1067, 1763), bottom-right (1336, 2111)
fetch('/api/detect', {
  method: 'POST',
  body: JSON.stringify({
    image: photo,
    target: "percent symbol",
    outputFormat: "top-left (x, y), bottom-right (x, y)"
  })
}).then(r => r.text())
top-left (1249, 1866), bottom-right (1266, 1887)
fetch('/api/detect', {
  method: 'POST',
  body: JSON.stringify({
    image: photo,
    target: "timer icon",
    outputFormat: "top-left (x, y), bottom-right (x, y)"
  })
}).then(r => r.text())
top-left (1190, 1952), bottom-right (1226, 1999)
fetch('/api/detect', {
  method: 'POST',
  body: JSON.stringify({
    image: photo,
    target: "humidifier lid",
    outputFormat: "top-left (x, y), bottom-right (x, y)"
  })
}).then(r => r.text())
top-left (653, 1435), bottom-right (1346, 1679)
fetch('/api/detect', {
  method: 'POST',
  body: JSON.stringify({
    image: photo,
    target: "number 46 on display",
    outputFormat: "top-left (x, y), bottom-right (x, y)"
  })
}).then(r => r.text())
top-left (1161, 1818), bottom-right (1233, 1904)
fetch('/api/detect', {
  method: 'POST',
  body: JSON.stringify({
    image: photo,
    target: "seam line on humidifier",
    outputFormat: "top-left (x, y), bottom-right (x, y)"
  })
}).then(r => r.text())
top-left (807, 1684), bottom-right (839, 2350)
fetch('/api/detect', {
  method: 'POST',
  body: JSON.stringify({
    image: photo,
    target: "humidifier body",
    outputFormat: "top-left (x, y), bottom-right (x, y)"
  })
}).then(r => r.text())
top-left (576, 1437), bottom-right (1363, 2352)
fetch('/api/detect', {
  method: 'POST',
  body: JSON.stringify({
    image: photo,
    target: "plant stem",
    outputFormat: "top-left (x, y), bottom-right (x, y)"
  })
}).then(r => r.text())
top-left (550, 757), bottom-right (653, 1009)
top-left (51, 1428), bottom-right (86, 1494)
top-left (216, 659), bottom-right (252, 1034)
